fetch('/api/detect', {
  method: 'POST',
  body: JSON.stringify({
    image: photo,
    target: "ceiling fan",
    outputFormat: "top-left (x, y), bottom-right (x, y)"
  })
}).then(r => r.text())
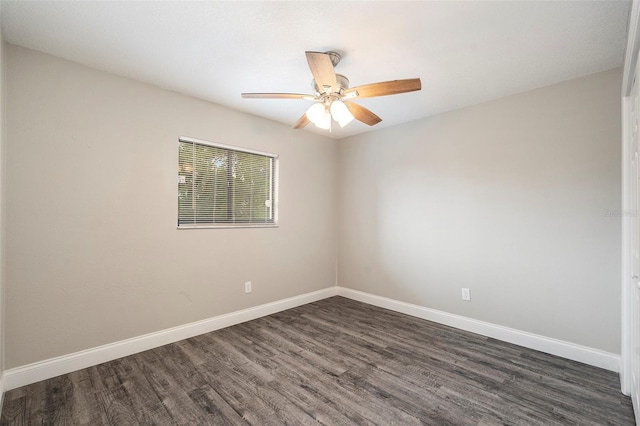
top-left (241, 51), bottom-right (422, 130)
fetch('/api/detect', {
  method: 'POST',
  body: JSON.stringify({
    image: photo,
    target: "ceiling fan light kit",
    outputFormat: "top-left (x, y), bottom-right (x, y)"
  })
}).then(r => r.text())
top-left (241, 51), bottom-right (421, 131)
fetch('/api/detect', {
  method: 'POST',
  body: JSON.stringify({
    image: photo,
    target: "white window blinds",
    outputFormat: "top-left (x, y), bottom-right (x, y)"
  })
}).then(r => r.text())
top-left (178, 137), bottom-right (277, 228)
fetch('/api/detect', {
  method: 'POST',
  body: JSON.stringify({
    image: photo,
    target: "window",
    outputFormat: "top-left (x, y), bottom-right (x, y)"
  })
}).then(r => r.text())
top-left (177, 137), bottom-right (277, 228)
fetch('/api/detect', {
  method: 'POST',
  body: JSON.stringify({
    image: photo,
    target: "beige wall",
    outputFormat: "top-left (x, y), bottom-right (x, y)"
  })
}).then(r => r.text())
top-left (338, 68), bottom-right (622, 354)
top-left (5, 45), bottom-right (337, 368)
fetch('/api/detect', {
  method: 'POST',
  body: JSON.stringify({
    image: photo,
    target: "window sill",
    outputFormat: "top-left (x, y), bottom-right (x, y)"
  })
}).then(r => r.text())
top-left (177, 224), bottom-right (279, 230)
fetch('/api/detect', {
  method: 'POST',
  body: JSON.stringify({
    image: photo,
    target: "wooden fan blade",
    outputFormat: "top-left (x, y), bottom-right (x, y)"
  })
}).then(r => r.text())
top-left (344, 78), bottom-right (421, 99)
top-left (242, 93), bottom-right (315, 100)
top-left (344, 101), bottom-right (382, 126)
top-left (292, 113), bottom-right (310, 129)
top-left (305, 51), bottom-right (337, 94)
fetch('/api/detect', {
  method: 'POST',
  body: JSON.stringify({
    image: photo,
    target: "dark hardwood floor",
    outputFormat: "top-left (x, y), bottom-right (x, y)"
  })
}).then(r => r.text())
top-left (0, 296), bottom-right (634, 425)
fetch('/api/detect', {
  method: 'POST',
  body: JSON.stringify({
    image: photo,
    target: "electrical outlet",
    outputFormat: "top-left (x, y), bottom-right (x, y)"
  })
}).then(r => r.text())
top-left (244, 281), bottom-right (252, 293)
top-left (461, 288), bottom-right (470, 301)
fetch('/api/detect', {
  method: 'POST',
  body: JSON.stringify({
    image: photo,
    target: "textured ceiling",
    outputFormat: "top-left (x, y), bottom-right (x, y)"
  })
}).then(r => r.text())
top-left (0, 1), bottom-right (631, 139)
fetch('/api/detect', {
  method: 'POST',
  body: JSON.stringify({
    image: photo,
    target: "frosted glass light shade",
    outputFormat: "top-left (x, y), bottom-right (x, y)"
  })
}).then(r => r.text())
top-left (306, 103), bottom-right (325, 123)
top-left (306, 103), bottom-right (331, 129)
top-left (315, 110), bottom-right (331, 129)
top-left (330, 100), bottom-right (354, 127)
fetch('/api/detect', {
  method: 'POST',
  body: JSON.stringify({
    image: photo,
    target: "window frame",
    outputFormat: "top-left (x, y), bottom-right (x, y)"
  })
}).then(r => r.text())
top-left (177, 136), bottom-right (279, 229)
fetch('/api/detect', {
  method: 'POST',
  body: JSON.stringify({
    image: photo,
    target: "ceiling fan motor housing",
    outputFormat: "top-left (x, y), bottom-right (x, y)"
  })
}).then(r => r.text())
top-left (312, 74), bottom-right (350, 97)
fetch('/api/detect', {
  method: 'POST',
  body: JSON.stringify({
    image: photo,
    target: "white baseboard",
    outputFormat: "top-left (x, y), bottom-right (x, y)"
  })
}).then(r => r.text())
top-left (3, 287), bottom-right (338, 391)
top-left (336, 287), bottom-right (621, 372)
top-left (3, 285), bottom-right (620, 392)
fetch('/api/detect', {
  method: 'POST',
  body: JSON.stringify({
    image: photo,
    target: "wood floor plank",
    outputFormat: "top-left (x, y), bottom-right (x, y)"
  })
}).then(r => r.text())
top-left (270, 352), bottom-right (423, 425)
top-left (266, 375), bottom-right (365, 425)
top-left (131, 349), bottom-right (210, 425)
top-left (110, 356), bottom-right (173, 424)
top-left (66, 368), bottom-right (111, 425)
top-left (0, 296), bottom-right (634, 425)
top-left (95, 385), bottom-right (141, 426)
top-left (195, 368), bottom-right (283, 426)
top-left (0, 397), bottom-right (26, 426)
top-left (186, 384), bottom-right (246, 425)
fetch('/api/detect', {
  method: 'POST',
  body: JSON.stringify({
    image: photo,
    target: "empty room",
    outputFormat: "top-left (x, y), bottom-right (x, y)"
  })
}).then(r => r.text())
top-left (0, 0), bottom-right (639, 424)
